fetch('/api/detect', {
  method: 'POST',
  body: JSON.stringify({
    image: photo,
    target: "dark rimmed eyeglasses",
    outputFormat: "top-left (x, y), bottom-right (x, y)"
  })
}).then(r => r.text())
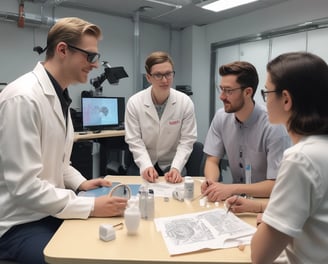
top-left (67, 44), bottom-right (100, 63)
top-left (261, 89), bottom-right (278, 102)
top-left (150, 71), bottom-right (175, 81)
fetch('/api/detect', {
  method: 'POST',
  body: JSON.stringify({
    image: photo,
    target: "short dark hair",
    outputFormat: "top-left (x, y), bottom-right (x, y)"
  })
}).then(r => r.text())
top-left (219, 61), bottom-right (259, 98)
top-left (267, 52), bottom-right (328, 135)
top-left (145, 51), bottom-right (174, 74)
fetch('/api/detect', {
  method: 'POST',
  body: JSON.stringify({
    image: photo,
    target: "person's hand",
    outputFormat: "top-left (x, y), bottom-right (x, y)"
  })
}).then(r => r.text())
top-left (202, 182), bottom-right (235, 202)
top-left (225, 196), bottom-right (263, 214)
top-left (92, 196), bottom-right (128, 217)
top-left (201, 179), bottom-right (214, 193)
top-left (78, 178), bottom-right (112, 191)
top-left (256, 213), bottom-right (263, 226)
top-left (141, 167), bottom-right (159, 182)
top-left (164, 168), bottom-right (183, 183)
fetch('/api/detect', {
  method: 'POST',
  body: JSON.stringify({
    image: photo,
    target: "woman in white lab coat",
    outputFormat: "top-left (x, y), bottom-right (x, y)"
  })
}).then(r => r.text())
top-left (125, 51), bottom-right (197, 183)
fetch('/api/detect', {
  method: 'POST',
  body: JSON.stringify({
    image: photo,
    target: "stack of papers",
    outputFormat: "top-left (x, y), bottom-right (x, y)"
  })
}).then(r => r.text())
top-left (143, 181), bottom-right (184, 197)
top-left (154, 208), bottom-right (256, 255)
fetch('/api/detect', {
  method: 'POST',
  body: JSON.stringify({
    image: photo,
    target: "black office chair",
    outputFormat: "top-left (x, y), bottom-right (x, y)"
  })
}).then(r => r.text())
top-left (102, 138), bottom-right (129, 176)
top-left (185, 141), bottom-right (205, 176)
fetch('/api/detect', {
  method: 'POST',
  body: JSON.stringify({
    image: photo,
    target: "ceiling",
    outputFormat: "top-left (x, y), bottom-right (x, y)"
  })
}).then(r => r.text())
top-left (27, 0), bottom-right (287, 29)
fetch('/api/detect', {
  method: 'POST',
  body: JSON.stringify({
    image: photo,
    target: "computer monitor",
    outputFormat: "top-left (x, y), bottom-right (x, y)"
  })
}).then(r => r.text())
top-left (81, 96), bottom-right (124, 131)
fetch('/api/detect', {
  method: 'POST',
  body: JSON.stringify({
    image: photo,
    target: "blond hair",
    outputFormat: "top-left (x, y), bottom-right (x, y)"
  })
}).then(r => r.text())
top-left (46, 17), bottom-right (102, 60)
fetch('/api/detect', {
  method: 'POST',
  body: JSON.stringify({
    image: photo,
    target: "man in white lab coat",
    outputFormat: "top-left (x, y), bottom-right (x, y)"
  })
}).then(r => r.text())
top-left (0, 17), bottom-right (127, 263)
top-left (125, 51), bottom-right (197, 183)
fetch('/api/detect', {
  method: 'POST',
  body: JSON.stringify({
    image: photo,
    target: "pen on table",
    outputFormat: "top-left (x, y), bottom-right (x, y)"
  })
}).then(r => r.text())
top-left (189, 180), bottom-right (208, 202)
top-left (189, 180), bottom-right (211, 202)
top-left (190, 180), bottom-right (209, 201)
top-left (191, 193), bottom-right (205, 202)
top-left (113, 222), bottom-right (124, 230)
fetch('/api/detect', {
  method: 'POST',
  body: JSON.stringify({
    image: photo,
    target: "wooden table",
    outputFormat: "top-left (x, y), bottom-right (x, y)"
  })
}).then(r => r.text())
top-left (44, 176), bottom-right (259, 264)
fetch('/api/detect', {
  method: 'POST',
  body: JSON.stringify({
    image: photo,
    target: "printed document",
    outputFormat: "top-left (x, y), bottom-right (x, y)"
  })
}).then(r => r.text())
top-left (154, 208), bottom-right (256, 255)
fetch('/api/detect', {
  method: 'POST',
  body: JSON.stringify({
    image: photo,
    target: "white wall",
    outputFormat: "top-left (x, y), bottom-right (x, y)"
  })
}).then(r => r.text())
top-left (191, 26), bottom-right (210, 143)
top-left (205, 0), bottom-right (328, 44)
top-left (179, 0), bottom-right (328, 142)
top-left (2, 0), bottom-right (328, 144)
top-left (0, 0), bottom-right (182, 110)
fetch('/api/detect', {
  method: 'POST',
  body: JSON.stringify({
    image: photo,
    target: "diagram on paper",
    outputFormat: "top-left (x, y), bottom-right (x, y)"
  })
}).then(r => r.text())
top-left (154, 208), bottom-right (256, 255)
top-left (165, 218), bottom-right (214, 245)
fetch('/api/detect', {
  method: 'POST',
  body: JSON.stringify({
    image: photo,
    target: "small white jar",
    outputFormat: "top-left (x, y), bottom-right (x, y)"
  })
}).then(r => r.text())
top-left (124, 196), bottom-right (141, 235)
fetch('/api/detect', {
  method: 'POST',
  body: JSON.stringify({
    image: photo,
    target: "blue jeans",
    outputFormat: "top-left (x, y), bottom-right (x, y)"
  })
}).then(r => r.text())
top-left (0, 216), bottom-right (63, 264)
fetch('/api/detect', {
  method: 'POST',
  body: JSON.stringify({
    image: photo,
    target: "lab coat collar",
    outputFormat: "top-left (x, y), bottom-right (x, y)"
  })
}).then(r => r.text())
top-left (144, 87), bottom-right (159, 121)
top-left (32, 62), bottom-right (66, 130)
top-left (143, 86), bottom-right (178, 122)
top-left (144, 86), bottom-right (177, 107)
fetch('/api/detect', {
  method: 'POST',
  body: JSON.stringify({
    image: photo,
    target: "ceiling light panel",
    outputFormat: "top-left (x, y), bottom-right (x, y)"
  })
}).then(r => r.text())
top-left (200, 0), bottom-right (259, 12)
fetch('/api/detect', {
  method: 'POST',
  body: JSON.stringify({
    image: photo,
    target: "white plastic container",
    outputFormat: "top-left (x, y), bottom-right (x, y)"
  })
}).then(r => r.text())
top-left (184, 176), bottom-right (194, 200)
top-left (99, 224), bottom-right (116, 241)
top-left (124, 196), bottom-right (141, 235)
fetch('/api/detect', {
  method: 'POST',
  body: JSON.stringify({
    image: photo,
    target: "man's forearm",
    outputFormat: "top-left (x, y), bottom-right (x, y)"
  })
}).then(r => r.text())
top-left (234, 180), bottom-right (275, 198)
top-left (204, 161), bottom-right (220, 182)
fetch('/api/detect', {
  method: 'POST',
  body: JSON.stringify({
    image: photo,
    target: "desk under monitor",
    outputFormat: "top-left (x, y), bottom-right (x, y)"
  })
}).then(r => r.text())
top-left (44, 176), bottom-right (259, 264)
top-left (72, 130), bottom-right (126, 179)
top-left (74, 129), bottom-right (125, 142)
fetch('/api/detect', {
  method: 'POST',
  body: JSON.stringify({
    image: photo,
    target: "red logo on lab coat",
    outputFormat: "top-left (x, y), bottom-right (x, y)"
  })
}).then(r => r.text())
top-left (169, 120), bottom-right (180, 125)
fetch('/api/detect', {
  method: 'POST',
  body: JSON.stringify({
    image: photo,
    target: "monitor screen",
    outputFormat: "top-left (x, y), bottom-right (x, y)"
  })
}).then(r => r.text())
top-left (81, 96), bottom-right (119, 130)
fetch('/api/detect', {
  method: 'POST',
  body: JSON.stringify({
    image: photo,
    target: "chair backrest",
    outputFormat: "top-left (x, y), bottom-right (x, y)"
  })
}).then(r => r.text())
top-left (185, 141), bottom-right (205, 176)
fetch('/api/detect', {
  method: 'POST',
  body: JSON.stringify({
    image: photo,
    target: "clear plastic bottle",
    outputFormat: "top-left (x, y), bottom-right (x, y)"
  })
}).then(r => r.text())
top-left (146, 189), bottom-right (155, 220)
top-left (124, 196), bottom-right (141, 235)
top-left (138, 185), bottom-right (147, 219)
top-left (184, 176), bottom-right (194, 200)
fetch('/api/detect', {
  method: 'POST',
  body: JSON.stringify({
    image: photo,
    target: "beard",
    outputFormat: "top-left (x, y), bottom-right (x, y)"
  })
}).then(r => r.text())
top-left (223, 98), bottom-right (245, 113)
